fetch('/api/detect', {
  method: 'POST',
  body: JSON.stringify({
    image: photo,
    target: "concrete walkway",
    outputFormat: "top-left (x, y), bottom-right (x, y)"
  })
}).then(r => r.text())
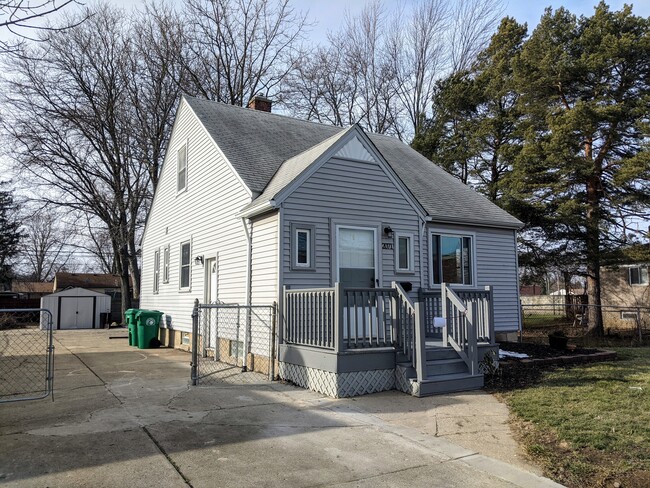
top-left (0, 330), bottom-right (562, 488)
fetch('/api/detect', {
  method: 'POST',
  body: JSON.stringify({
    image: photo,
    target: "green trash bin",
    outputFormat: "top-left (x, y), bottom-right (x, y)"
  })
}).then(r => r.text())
top-left (125, 309), bottom-right (139, 346)
top-left (136, 310), bottom-right (164, 349)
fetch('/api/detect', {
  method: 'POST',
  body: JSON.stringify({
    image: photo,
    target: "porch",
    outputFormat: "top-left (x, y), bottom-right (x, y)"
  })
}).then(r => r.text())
top-left (279, 282), bottom-right (497, 397)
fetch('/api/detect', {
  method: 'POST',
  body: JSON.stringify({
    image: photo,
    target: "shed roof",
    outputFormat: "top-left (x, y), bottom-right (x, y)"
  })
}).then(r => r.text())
top-left (12, 281), bottom-right (53, 294)
top-left (54, 273), bottom-right (121, 290)
top-left (184, 96), bottom-right (523, 229)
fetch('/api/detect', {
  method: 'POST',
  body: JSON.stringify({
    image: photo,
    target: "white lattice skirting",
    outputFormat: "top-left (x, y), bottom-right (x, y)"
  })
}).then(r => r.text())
top-left (279, 362), bottom-right (396, 398)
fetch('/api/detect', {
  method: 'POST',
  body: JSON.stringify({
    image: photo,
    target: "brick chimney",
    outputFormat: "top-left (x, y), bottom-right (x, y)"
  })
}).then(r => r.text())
top-left (247, 94), bottom-right (272, 112)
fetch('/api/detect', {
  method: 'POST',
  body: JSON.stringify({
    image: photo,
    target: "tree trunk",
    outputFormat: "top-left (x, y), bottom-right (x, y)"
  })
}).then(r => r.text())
top-left (585, 139), bottom-right (604, 336)
top-left (128, 236), bottom-right (140, 300)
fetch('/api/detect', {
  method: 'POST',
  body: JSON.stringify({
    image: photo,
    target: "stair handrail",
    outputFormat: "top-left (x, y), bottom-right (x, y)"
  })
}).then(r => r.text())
top-left (442, 284), bottom-right (478, 375)
top-left (392, 282), bottom-right (426, 382)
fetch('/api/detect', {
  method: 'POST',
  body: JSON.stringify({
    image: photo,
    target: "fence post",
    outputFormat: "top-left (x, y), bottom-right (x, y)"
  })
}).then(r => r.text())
top-left (191, 298), bottom-right (199, 386)
top-left (485, 285), bottom-right (495, 344)
top-left (270, 302), bottom-right (277, 381)
top-left (637, 307), bottom-right (643, 343)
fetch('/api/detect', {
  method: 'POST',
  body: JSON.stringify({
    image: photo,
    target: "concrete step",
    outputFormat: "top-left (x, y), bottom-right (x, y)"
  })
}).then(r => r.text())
top-left (416, 373), bottom-right (484, 397)
top-left (426, 358), bottom-right (468, 376)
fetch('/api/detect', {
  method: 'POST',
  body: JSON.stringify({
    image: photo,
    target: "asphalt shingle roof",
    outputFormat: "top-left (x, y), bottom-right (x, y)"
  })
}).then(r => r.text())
top-left (184, 96), bottom-right (522, 229)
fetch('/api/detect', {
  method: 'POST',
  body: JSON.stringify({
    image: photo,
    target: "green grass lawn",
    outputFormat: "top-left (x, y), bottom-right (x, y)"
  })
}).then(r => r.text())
top-left (499, 348), bottom-right (650, 488)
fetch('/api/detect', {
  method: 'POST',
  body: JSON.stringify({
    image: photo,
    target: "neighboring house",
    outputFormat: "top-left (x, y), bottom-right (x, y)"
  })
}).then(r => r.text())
top-left (140, 95), bottom-right (523, 397)
top-left (600, 262), bottom-right (649, 330)
top-left (11, 281), bottom-right (53, 299)
top-left (53, 272), bottom-right (124, 323)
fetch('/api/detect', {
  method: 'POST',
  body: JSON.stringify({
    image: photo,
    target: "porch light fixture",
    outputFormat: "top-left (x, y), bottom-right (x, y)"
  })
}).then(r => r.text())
top-left (383, 226), bottom-right (394, 237)
top-left (194, 255), bottom-right (204, 266)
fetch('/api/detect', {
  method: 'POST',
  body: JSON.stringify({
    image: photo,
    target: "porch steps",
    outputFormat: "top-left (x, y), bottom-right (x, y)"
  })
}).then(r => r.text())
top-left (397, 345), bottom-right (484, 397)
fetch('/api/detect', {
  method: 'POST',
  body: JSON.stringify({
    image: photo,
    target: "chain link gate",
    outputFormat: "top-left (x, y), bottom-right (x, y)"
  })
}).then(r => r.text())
top-left (191, 301), bottom-right (276, 385)
top-left (0, 308), bottom-right (54, 403)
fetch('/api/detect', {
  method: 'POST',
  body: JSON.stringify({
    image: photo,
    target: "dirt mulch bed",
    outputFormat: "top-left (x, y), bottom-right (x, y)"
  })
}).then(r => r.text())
top-left (485, 342), bottom-right (617, 392)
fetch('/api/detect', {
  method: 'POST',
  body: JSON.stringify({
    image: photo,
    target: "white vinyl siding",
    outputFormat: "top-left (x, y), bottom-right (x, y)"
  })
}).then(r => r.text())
top-left (282, 154), bottom-right (422, 292)
top-left (250, 212), bottom-right (278, 305)
top-left (140, 99), bottom-right (250, 330)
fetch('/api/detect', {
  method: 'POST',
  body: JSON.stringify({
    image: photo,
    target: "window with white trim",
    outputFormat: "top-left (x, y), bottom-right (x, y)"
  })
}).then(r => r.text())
top-left (177, 144), bottom-right (187, 192)
top-left (163, 245), bottom-right (170, 283)
top-left (179, 241), bottom-right (191, 289)
top-left (153, 249), bottom-right (160, 294)
top-left (431, 233), bottom-right (473, 285)
top-left (395, 233), bottom-right (414, 272)
top-left (621, 311), bottom-right (639, 321)
top-left (629, 266), bottom-right (649, 286)
top-left (291, 223), bottom-right (315, 270)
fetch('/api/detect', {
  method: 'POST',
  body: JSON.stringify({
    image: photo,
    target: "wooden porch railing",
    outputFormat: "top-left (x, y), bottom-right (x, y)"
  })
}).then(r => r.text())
top-left (283, 282), bottom-right (494, 378)
top-left (441, 284), bottom-right (494, 375)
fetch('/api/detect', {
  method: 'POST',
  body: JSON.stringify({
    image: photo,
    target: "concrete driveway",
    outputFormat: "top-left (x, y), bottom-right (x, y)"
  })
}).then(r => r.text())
top-left (0, 330), bottom-right (562, 488)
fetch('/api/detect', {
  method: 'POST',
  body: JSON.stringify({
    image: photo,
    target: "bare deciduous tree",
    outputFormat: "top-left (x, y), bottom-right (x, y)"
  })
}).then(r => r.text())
top-left (19, 208), bottom-right (72, 281)
top-left (182, 0), bottom-right (308, 105)
top-left (2, 3), bottom-right (182, 316)
top-left (0, 0), bottom-right (85, 53)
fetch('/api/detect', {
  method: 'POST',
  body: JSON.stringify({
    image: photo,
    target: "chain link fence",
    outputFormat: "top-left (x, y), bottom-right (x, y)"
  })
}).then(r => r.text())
top-left (0, 309), bottom-right (54, 402)
top-left (521, 302), bottom-right (650, 339)
top-left (191, 302), bottom-right (276, 386)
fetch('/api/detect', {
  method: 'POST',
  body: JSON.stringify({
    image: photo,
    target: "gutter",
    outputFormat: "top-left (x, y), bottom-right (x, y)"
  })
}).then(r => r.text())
top-left (425, 215), bottom-right (524, 230)
top-left (241, 217), bottom-right (252, 307)
top-left (237, 199), bottom-right (277, 219)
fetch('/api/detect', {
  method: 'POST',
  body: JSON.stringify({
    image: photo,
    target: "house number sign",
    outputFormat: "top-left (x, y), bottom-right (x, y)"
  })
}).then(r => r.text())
top-left (382, 243), bottom-right (393, 250)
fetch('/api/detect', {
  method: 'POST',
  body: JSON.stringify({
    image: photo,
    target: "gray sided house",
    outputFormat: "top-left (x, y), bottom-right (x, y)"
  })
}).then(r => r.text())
top-left (140, 95), bottom-right (523, 397)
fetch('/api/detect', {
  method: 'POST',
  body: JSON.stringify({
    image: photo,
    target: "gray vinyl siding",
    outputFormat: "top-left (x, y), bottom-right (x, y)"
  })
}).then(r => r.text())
top-left (250, 212), bottom-right (278, 305)
top-left (282, 156), bottom-right (422, 291)
top-left (140, 99), bottom-right (250, 331)
top-left (424, 223), bottom-right (520, 332)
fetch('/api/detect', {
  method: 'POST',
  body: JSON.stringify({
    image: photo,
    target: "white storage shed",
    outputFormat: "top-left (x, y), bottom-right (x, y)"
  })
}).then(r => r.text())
top-left (41, 287), bottom-right (112, 330)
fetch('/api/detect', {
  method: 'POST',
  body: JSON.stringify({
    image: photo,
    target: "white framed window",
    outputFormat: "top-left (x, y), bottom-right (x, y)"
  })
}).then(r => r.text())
top-left (179, 240), bottom-right (191, 290)
top-left (620, 311), bottom-right (639, 321)
top-left (431, 232), bottom-right (474, 286)
top-left (153, 249), bottom-right (160, 294)
top-left (177, 144), bottom-right (187, 192)
top-left (163, 245), bottom-right (170, 283)
top-left (629, 266), bottom-right (649, 286)
top-left (291, 223), bottom-right (315, 271)
top-left (395, 233), bottom-right (414, 273)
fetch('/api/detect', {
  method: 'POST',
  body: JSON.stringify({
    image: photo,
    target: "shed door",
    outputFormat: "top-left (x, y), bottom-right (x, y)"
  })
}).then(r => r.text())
top-left (60, 297), bottom-right (95, 329)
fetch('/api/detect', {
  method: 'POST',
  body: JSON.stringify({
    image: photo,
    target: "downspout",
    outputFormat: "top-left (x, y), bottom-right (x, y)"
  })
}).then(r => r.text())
top-left (419, 217), bottom-right (426, 291)
top-left (241, 217), bottom-right (252, 307)
top-left (277, 204), bottom-right (284, 346)
top-left (241, 217), bottom-right (252, 371)
top-left (514, 230), bottom-right (522, 342)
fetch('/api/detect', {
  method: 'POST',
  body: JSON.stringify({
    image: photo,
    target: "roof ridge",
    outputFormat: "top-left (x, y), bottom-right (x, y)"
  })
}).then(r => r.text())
top-left (183, 94), bottom-right (351, 131)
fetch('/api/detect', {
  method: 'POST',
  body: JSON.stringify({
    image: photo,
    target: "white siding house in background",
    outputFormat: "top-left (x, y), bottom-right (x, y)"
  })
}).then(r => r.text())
top-left (140, 95), bottom-right (523, 397)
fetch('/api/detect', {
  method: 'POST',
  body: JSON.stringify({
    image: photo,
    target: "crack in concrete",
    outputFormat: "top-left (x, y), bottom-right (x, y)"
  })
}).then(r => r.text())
top-left (142, 425), bottom-right (193, 488)
top-left (304, 463), bottom-right (432, 488)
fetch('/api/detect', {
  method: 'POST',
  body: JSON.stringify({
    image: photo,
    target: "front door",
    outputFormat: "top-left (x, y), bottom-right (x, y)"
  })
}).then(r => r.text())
top-left (337, 226), bottom-right (377, 288)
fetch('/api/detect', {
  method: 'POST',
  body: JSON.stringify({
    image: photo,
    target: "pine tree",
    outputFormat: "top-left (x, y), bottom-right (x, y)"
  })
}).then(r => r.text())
top-left (512, 3), bottom-right (650, 335)
top-left (0, 182), bottom-right (22, 288)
